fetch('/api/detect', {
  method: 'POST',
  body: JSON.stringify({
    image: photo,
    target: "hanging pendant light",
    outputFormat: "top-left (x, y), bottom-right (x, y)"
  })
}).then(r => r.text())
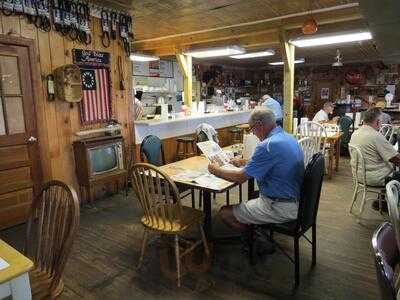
top-left (302, 0), bottom-right (318, 35)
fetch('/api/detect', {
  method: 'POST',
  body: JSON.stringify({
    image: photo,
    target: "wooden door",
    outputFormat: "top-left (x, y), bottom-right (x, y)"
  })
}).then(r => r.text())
top-left (0, 39), bottom-right (42, 229)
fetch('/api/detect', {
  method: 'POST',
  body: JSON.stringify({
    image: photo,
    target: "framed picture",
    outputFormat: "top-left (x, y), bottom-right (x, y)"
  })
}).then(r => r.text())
top-left (321, 87), bottom-right (330, 100)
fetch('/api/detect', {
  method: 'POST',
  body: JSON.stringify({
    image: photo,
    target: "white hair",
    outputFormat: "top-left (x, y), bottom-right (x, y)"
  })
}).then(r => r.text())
top-left (249, 108), bottom-right (276, 126)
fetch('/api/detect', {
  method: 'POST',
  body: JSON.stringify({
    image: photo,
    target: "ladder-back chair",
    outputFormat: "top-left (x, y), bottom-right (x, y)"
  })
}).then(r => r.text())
top-left (298, 137), bottom-right (318, 167)
top-left (380, 124), bottom-right (395, 144)
top-left (25, 180), bottom-right (80, 299)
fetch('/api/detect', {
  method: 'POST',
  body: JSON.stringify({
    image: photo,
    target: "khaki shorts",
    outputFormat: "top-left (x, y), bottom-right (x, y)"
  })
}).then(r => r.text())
top-left (233, 196), bottom-right (298, 225)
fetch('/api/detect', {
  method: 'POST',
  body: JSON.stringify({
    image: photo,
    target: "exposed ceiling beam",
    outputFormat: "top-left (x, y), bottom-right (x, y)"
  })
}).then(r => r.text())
top-left (132, 5), bottom-right (362, 53)
top-left (134, 3), bottom-right (359, 43)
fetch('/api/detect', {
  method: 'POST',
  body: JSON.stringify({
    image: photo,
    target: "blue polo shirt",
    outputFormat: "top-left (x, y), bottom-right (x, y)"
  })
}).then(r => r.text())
top-left (263, 97), bottom-right (283, 121)
top-left (244, 127), bottom-right (304, 200)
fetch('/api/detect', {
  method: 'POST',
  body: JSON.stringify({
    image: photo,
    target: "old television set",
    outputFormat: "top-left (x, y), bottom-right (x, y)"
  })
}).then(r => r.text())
top-left (73, 135), bottom-right (127, 203)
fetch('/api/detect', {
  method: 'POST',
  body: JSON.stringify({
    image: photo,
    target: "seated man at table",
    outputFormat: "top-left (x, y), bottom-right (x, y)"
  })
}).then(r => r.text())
top-left (312, 101), bottom-right (338, 123)
top-left (350, 107), bottom-right (400, 187)
top-left (208, 108), bottom-right (304, 232)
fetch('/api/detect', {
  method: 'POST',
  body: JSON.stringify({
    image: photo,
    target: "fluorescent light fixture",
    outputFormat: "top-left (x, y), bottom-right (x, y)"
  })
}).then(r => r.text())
top-left (290, 31), bottom-right (372, 47)
top-left (230, 50), bottom-right (275, 59)
top-left (269, 58), bottom-right (305, 66)
top-left (129, 53), bottom-right (160, 62)
top-left (184, 46), bottom-right (245, 58)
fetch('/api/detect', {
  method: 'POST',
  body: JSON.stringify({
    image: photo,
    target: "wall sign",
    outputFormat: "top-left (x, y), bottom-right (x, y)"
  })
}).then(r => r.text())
top-left (73, 49), bottom-right (110, 67)
top-left (132, 60), bottom-right (173, 78)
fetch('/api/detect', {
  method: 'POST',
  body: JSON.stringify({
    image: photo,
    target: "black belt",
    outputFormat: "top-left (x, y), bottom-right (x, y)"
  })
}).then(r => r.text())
top-left (268, 197), bottom-right (297, 203)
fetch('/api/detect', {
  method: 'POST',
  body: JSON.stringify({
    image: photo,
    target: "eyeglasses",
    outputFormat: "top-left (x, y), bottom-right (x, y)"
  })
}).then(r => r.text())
top-left (249, 121), bottom-right (260, 132)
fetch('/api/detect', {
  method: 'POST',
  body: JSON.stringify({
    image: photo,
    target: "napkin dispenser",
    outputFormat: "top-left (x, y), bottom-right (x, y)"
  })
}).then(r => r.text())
top-left (243, 134), bottom-right (260, 160)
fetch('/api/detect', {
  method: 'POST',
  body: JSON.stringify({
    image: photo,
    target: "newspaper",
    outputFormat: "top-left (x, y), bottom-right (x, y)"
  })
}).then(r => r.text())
top-left (0, 257), bottom-right (10, 270)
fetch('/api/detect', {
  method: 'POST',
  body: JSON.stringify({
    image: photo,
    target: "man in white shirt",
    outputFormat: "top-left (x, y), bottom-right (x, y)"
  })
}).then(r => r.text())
top-left (350, 108), bottom-right (400, 187)
top-left (312, 102), bottom-right (335, 123)
top-left (131, 90), bottom-right (144, 120)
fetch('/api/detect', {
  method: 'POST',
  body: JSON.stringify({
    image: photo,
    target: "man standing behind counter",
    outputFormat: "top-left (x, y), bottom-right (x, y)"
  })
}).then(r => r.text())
top-left (208, 109), bottom-right (304, 232)
top-left (261, 94), bottom-right (283, 126)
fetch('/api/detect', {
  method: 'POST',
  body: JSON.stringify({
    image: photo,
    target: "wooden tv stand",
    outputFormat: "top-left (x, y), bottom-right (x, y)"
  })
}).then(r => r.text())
top-left (73, 135), bottom-right (127, 205)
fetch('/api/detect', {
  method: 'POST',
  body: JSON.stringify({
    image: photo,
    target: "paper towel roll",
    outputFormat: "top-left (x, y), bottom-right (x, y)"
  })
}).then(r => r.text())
top-left (243, 134), bottom-right (260, 160)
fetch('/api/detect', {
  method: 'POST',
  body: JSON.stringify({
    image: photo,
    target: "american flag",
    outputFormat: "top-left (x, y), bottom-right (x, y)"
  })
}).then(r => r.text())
top-left (80, 68), bottom-right (111, 124)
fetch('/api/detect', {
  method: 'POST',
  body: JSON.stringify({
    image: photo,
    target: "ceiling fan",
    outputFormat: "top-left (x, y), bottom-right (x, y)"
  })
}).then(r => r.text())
top-left (332, 49), bottom-right (343, 67)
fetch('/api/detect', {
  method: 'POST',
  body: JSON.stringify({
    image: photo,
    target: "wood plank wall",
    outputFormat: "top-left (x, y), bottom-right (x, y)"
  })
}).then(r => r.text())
top-left (0, 14), bottom-right (133, 196)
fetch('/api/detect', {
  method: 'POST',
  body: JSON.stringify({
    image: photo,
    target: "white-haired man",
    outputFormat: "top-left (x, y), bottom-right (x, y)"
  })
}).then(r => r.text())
top-left (208, 108), bottom-right (304, 232)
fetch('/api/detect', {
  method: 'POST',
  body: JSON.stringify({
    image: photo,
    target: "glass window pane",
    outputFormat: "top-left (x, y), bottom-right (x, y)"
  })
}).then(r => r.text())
top-left (4, 97), bottom-right (25, 134)
top-left (0, 55), bottom-right (21, 95)
top-left (0, 98), bottom-right (5, 135)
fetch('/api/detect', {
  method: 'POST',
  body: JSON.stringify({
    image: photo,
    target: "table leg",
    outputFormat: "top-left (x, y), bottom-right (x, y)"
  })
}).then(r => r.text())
top-left (202, 190), bottom-right (212, 240)
top-left (328, 147), bottom-right (334, 179)
top-left (10, 273), bottom-right (31, 300)
top-left (335, 138), bottom-right (341, 171)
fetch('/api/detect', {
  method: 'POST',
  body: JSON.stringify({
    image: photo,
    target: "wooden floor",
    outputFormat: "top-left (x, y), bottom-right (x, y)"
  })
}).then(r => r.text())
top-left (1, 158), bottom-right (384, 299)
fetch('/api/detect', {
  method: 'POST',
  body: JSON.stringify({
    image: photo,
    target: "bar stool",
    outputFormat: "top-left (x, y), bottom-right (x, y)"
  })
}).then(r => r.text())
top-left (229, 127), bottom-right (243, 144)
top-left (176, 136), bottom-right (196, 160)
top-left (237, 123), bottom-right (250, 134)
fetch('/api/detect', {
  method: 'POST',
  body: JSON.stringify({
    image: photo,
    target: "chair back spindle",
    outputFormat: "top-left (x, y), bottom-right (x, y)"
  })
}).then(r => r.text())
top-left (380, 124), bottom-right (395, 144)
top-left (131, 163), bottom-right (183, 230)
top-left (25, 180), bottom-right (80, 291)
top-left (348, 144), bottom-right (367, 186)
top-left (296, 121), bottom-right (327, 152)
top-left (298, 137), bottom-right (318, 167)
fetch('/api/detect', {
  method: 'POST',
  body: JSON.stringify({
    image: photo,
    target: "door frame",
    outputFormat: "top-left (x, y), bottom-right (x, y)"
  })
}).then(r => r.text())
top-left (0, 34), bottom-right (43, 194)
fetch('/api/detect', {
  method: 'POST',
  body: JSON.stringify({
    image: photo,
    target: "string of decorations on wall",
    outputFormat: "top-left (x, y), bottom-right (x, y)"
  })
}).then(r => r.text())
top-left (0, 0), bottom-right (133, 55)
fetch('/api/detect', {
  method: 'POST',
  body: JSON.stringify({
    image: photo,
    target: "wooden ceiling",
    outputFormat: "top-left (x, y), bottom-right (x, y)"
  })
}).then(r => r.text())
top-left (98, 0), bottom-right (382, 66)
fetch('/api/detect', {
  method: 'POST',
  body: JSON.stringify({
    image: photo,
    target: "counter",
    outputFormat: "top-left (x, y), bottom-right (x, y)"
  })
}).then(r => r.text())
top-left (134, 110), bottom-right (252, 144)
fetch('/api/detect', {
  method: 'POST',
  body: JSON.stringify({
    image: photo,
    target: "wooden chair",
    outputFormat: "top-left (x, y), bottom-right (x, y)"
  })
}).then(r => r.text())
top-left (140, 134), bottom-right (195, 207)
top-left (348, 144), bottom-right (385, 218)
top-left (130, 163), bottom-right (210, 287)
top-left (298, 137), bottom-right (318, 167)
top-left (24, 180), bottom-right (80, 299)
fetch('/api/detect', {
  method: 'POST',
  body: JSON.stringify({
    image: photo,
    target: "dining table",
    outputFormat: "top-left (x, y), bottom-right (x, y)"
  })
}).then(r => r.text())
top-left (158, 147), bottom-right (256, 240)
top-left (0, 239), bottom-right (33, 300)
top-left (324, 132), bottom-right (343, 179)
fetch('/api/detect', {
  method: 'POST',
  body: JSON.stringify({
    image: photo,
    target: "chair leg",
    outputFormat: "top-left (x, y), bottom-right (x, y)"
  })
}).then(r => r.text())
top-left (191, 189), bottom-right (195, 208)
top-left (174, 235), bottom-right (181, 287)
top-left (349, 184), bottom-right (359, 214)
top-left (239, 184), bottom-right (243, 203)
top-left (137, 228), bottom-right (149, 269)
top-left (199, 190), bottom-right (202, 208)
top-left (199, 224), bottom-right (210, 257)
top-left (248, 226), bottom-right (256, 265)
top-left (226, 190), bottom-right (230, 206)
top-left (358, 188), bottom-right (368, 217)
top-left (312, 224), bottom-right (316, 266)
top-left (294, 236), bottom-right (300, 287)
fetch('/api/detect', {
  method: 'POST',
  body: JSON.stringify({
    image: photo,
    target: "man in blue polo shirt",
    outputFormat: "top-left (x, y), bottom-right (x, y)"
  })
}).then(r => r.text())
top-left (208, 108), bottom-right (304, 232)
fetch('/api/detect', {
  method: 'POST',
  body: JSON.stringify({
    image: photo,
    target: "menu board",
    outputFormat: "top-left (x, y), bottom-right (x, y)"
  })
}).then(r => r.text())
top-left (133, 60), bottom-right (174, 78)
